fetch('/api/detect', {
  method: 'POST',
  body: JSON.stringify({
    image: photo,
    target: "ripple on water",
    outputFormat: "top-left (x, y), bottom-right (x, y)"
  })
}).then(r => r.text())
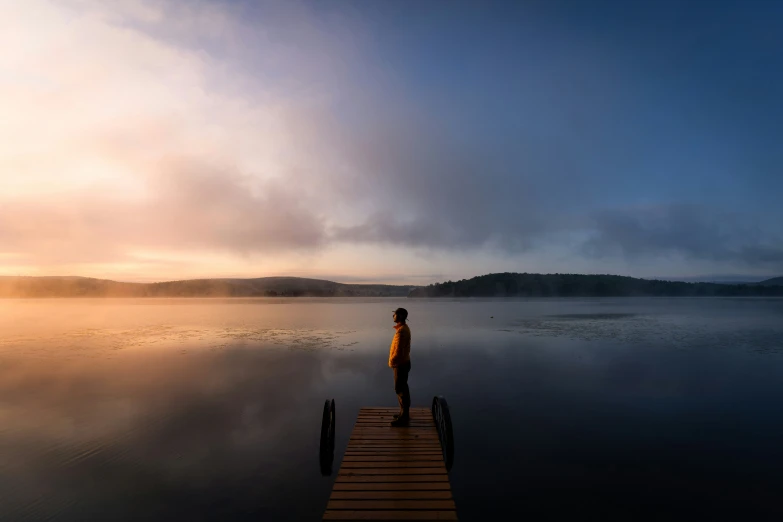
top-left (0, 326), bottom-right (362, 358)
top-left (508, 314), bottom-right (783, 354)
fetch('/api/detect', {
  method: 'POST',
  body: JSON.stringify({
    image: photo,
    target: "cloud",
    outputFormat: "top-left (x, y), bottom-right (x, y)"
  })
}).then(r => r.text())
top-left (1, 0), bottom-right (781, 278)
top-left (584, 204), bottom-right (783, 269)
top-left (329, 115), bottom-right (587, 252)
top-left (0, 0), bottom-right (350, 265)
top-left (0, 159), bottom-right (327, 264)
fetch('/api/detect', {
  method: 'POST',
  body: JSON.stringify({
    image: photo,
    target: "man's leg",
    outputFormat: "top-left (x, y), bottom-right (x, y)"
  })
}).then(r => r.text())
top-left (400, 362), bottom-right (411, 416)
top-left (391, 362), bottom-right (411, 426)
top-left (393, 367), bottom-right (404, 418)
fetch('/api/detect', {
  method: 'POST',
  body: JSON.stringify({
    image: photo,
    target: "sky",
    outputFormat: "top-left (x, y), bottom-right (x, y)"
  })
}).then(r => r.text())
top-left (1, 0), bottom-right (781, 284)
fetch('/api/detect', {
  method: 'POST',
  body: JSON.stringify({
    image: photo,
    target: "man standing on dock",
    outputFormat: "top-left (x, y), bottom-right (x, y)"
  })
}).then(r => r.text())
top-left (389, 307), bottom-right (412, 427)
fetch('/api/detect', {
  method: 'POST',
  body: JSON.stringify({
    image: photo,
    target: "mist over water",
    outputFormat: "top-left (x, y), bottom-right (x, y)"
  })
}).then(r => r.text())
top-left (1, 298), bottom-right (783, 521)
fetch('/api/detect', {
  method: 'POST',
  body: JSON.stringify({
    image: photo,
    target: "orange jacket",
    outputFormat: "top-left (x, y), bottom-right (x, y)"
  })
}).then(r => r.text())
top-left (388, 323), bottom-right (411, 368)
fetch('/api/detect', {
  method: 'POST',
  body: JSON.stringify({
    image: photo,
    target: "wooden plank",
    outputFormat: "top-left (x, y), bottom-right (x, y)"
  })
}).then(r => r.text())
top-left (341, 462), bottom-right (444, 467)
top-left (348, 439), bottom-right (440, 444)
top-left (346, 445), bottom-right (441, 448)
top-left (324, 511), bottom-right (458, 520)
top-left (348, 435), bottom-right (440, 444)
top-left (344, 448), bottom-right (443, 452)
top-left (329, 491), bottom-right (452, 500)
top-left (357, 412), bottom-right (431, 415)
top-left (356, 416), bottom-right (432, 419)
top-left (349, 440), bottom-right (440, 443)
top-left (350, 432), bottom-right (435, 436)
top-left (346, 446), bottom-right (442, 449)
top-left (354, 427), bottom-right (435, 430)
top-left (353, 425), bottom-right (434, 428)
top-left (355, 419), bottom-right (432, 422)
top-left (355, 419), bottom-right (432, 423)
top-left (345, 447), bottom-right (442, 450)
top-left (353, 427), bottom-right (435, 429)
top-left (348, 439), bottom-right (440, 443)
top-left (358, 407), bottom-right (413, 409)
top-left (357, 410), bottom-right (430, 413)
top-left (358, 410), bottom-right (430, 413)
top-left (352, 429), bottom-right (435, 432)
top-left (355, 422), bottom-right (433, 425)
top-left (358, 409), bottom-right (429, 412)
top-left (347, 442), bottom-right (442, 446)
top-left (354, 423), bottom-right (434, 427)
top-left (351, 427), bottom-right (436, 431)
top-left (346, 445), bottom-right (443, 449)
top-left (348, 441), bottom-right (440, 444)
top-left (355, 419), bottom-right (433, 422)
top-left (356, 417), bottom-right (432, 420)
top-left (340, 462), bottom-right (444, 467)
top-left (333, 483), bottom-right (451, 491)
top-left (346, 447), bottom-right (442, 451)
top-left (346, 448), bottom-right (442, 451)
top-left (350, 432), bottom-right (439, 436)
top-left (354, 419), bottom-right (433, 422)
top-left (338, 468), bottom-right (447, 475)
top-left (328, 500), bottom-right (456, 510)
top-left (345, 446), bottom-right (443, 455)
top-left (355, 421), bottom-right (433, 424)
top-left (347, 445), bottom-right (441, 448)
top-left (343, 455), bottom-right (443, 458)
top-left (341, 463), bottom-right (445, 469)
top-left (343, 456), bottom-right (444, 462)
top-left (348, 442), bottom-right (440, 446)
top-left (354, 426), bottom-right (435, 429)
top-left (343, 455), bottom-right (444, 458)
top-left (351, 428), bottom-right (438, 434)
top-left (325, 407), bottom-right (456, 521)
top-left (335, 475), bottom-right (449, 483)
top-left (349, 439), bottom-right (439, 443)
top-left (354, 425), bottom-right (434, 428)
top-left (347, 441), bottom-right (440, 444)
top-left (345, 446), bottom-right (443, 456)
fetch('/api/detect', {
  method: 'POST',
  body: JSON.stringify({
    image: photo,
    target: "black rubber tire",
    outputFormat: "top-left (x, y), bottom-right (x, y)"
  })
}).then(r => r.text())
top-left (431, 395), bottom-right (455, 471)
top-left (319, 399), bottom-right (333, 475)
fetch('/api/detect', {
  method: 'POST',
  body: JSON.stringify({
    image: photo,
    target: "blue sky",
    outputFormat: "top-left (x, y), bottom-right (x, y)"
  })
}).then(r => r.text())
top-left (0, 0), bottom-right (781, 283)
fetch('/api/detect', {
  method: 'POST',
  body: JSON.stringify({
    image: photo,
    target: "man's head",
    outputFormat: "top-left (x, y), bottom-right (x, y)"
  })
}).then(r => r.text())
top-left (392, 307), bottom-right (408, 324)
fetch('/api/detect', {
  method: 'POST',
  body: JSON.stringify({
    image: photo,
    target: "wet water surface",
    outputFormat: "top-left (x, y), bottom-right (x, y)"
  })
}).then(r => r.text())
top-left (1, 297), bottom-right (782, 521)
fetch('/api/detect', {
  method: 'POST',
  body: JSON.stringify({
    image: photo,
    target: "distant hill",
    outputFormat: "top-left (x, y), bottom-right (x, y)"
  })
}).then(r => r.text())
top-left (0, 276), bottom-right (416, 298)
top-left (408, 272), bottom-right (783, 298)
top-left (758, 277), bottom-right (783, 286)
top-left (667, 274), bottom-right (777, 285)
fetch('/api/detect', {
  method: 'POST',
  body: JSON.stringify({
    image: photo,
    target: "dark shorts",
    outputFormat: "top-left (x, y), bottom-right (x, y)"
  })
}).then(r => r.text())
top-left (393, 361), bottom-right (411, 410)
top-left (393, 361), bottom-right (411, 394)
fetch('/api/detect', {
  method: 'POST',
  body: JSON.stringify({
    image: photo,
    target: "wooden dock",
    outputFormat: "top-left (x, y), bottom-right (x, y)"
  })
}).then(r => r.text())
top-left (323, 407), bottom-right (457, 521)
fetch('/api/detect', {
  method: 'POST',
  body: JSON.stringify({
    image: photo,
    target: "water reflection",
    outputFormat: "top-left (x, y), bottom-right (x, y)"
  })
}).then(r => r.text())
top-left (0, 347), bottom-right (338, 521)
top-left (1, 298), bottom-right (783, 521)
top-left (319, 399), bottom-right (336, 477)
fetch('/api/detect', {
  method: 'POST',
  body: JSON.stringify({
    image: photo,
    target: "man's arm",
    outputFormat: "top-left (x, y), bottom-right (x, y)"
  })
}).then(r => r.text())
top-left (388, 331), bottom-right (401, 367)
top-left (399, 329), bottom-right (411, 361)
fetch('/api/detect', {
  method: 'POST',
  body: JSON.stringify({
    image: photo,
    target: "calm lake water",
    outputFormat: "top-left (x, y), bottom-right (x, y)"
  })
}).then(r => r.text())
top-left (1, 297), bottom-right (783, 521)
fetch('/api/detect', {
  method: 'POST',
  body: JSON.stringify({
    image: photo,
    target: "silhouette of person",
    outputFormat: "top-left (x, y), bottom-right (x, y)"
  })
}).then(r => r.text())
top-left (389, 307), bottom-right (411, 426)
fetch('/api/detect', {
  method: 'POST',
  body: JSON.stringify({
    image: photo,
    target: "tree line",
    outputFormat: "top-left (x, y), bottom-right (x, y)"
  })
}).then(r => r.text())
top-left (408, 272), bottom-right (783, 298)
